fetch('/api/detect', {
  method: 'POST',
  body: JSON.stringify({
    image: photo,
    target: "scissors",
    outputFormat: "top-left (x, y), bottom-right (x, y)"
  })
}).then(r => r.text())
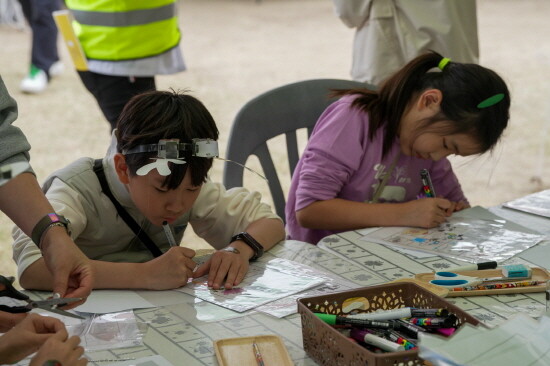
top-left (429, 271), bottom-right (530, 289)
top-left (0, 275), bottom-right (84, 319)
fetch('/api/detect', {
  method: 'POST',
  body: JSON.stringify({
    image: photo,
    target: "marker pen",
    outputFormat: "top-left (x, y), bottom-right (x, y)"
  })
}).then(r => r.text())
top-left (445, 261), bottom-right (498, 272)
top-left (420, 169), bottom-right (436, 197)
top-left (314, 313), bottom-right (398, 329)
top-left (346, 307), bottom-right (449, 321)
top-left (409, 315), bottom-right (457, 328)
top-left (395, 319), bottom-right (426, 338)
top-left (350, 329), bottom-right (405, 353)
top-left (162, 221), bottom-right (177, 247)
top-left (384, 330), bottom-right (417, 350)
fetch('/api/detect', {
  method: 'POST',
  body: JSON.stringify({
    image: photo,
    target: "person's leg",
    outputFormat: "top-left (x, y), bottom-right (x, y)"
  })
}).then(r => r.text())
top-left (77, 72), bottom-right (156, 131)
top-left (19, 0), bottom-right (62, 93)
top-left (27, 0), bottom-right (61, 75)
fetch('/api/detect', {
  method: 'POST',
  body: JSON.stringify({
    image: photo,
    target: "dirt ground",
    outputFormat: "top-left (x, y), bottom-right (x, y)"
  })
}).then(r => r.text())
top-left (1, 0), bottom-right (549, 279)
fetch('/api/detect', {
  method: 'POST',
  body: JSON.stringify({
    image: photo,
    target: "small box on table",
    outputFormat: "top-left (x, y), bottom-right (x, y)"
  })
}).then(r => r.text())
top-left (297, 282), bottom-right (480, 366)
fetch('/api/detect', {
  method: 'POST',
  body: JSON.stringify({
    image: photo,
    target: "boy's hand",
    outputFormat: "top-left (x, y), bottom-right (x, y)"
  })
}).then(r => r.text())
top-left (143, 247), bottom-right (196, 290)
top-left (193, 248), bottom-right (250, 290)
top-left (401, 198), bottom-right (453, 228)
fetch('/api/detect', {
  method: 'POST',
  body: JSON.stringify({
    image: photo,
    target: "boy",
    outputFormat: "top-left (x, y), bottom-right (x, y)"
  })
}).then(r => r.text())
top-left (13, 90), bottom-right (285, 291)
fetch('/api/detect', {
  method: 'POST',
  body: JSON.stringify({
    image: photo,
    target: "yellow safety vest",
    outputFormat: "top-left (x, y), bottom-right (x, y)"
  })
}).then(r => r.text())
top-left (65, 0), bottom-right (180, 61)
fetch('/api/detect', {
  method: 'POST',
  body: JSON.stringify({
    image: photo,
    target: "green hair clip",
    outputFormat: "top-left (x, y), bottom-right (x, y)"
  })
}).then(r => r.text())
top-left (438, 57), bottom-right (451, 71)
top-left (477, 93), bottom-right (505, 109)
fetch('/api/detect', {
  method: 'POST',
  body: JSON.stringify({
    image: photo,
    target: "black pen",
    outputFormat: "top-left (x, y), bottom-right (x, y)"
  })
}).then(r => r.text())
top-left (420, 169), bottom-right (436, 197)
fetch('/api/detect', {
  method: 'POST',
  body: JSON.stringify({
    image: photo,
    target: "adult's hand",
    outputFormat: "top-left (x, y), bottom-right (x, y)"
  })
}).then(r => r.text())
top-left (40, 227), bottom-right (94, 308)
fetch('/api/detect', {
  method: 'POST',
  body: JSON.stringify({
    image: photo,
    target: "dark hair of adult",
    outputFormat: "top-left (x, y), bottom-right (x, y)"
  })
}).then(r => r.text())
top-left (333, 51), bottom-right (510, 157)
top-left (116, 89), bottom-right (220, 188)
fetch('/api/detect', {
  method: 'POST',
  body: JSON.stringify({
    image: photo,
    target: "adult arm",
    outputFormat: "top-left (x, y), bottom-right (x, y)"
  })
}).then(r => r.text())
top-left (0, 77), bottom-right (93, 305)
top-left (1, 173), bottom-right (93, 304)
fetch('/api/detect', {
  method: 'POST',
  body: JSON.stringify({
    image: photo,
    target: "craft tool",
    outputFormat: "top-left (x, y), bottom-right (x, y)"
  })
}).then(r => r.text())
top-left (409, 315), bottom-right (457, 328)
top-left (162, 220), bottom-right (177, 247)
top-left (445, 261), bottom-right (498, 272)
top-left (315, 313), bottom-right (398, 329)
top-left (450, 280), bottom-right (546, 292)
top-left (0, 275), bottom-right (83, 319)
top-left (395, 319), bottom-right (427, 338)
top-left (252, 342), bottom-right (265, 366)
top-left (429, 271), bottom-right (531, 289)
top-left (345, 307), bottom-right (449, 321)
top-left (384, 330), bottom-right (417, 350)
top-left (501, 264), bottom-right (531, 278)
top-left (350, 329), bottom-right (405, 352)
top-left (420, 169), bottom-right (436, 197)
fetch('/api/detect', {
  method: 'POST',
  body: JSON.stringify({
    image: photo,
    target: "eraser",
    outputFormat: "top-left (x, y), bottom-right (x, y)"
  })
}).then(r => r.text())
top-left (501, 264), bottom-right (531, 278)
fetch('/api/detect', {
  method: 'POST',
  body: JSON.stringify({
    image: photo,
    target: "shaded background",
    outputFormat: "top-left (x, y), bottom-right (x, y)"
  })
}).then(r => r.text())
top-left (1, 0), bottom-right (549, 280)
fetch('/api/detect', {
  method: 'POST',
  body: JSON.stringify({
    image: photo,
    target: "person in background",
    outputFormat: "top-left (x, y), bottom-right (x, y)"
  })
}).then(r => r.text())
top-left (285, 51), bottom-right (510, 244)
top-left (18, 0), bottom-right (64, 94)
top-left (13, 89), bottom-right (285, 292)
top-left (64, 0), bottom-right (185, 131)
top-left (0, 77), bottom-right (90, 365)
top-left (331, 0), bottom-right (479, 85)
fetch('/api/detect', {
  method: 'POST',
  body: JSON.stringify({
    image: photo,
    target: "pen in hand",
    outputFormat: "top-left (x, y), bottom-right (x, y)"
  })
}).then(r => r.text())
top-left (420, 169), bottom-right (436, 198)
top-left (162, 221), bottom-right (178, 247)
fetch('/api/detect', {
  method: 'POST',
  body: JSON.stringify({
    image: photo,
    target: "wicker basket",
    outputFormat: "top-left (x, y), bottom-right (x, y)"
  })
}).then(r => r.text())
top-left (297, 282), bottom-right (481, 366)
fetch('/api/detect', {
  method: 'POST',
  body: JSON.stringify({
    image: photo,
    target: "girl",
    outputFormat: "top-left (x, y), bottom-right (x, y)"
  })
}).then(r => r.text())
top-left (286, 51), bottom-right (510, 244)
top-left (13, 90), bottom-right (285, 291)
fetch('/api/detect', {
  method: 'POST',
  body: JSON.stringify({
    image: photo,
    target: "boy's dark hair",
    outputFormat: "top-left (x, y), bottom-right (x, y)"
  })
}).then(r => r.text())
top-left (116, 89), bottom-right (219, 188)
top-left (334, 51), bottom-right (510, 157)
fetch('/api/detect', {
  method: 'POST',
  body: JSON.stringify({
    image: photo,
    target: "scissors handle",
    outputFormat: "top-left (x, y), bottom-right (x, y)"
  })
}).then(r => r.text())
top-left (430, 272), bottom-right (482, 288)
top-left (0, 275), bottom-right (30, 301)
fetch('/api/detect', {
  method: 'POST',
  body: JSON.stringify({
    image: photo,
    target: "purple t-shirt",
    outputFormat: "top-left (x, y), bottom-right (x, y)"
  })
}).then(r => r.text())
top-left (285, 95), bottom-right (467, 244)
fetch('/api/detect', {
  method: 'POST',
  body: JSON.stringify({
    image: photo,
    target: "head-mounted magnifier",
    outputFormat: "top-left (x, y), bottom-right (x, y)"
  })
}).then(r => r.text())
top-left (123, 139), bottom-right (219, 176)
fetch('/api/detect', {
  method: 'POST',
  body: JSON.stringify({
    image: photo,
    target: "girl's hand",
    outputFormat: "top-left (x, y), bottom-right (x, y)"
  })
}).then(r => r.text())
top-left (29, 334), bottom-right (87, 366)
top-left (143, 247), bottom-right (196, 290)
top-left (453, 200), bottom-right (470, 212)
top-left (0, 313), bottom-right (67, 364)
top-left (193, 249), bottom-right (249, 290)
top-left (402, 198), bottom-right (453, 228)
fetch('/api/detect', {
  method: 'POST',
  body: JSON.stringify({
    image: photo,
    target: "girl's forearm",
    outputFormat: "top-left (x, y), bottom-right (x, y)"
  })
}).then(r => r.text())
top-left (296, 199), bottom-right (414, 230)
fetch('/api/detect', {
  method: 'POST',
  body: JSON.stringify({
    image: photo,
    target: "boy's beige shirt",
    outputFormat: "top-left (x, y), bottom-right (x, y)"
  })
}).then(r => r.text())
top-left (12, 135), bottom-right (281, 280)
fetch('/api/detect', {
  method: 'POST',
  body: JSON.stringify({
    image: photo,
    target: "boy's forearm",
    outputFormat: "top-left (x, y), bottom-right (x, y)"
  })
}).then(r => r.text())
top-left (90, 260), bottom-right (146, 289)
top-left (243, 218), bottom-right (286, 252)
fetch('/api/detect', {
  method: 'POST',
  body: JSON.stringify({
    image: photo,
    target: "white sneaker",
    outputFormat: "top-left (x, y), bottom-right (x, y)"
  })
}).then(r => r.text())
top-left (20, 65), bottom-right (47, 94)
top-left (49, 61), bottom-right (64, 77)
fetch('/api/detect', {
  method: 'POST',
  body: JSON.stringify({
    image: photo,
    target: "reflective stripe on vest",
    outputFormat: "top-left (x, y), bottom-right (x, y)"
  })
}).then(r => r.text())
top-left (67, 1), bottom-right (180, 61)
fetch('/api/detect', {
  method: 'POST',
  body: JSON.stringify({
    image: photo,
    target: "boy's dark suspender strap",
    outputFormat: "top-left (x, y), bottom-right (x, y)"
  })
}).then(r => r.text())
top-left (92, 159), bottom-right (163, 258)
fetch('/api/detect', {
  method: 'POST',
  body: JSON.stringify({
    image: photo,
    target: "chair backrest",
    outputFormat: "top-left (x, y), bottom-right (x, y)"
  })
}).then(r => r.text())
top-left (223, 78), bottom-right (370, 222)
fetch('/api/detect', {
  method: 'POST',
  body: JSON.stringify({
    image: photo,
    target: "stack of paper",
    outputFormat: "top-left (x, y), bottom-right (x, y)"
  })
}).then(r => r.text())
top-left (418, 314), bottom-right (550, 366)
top-left (503, 189), bottom-right (550, 218)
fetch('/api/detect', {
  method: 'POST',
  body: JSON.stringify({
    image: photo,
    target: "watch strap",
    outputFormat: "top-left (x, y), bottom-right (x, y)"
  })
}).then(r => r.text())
top-left (231, 232), bottom-right (264, 261)
top-left (31, 213), bottom-right (71, 248)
